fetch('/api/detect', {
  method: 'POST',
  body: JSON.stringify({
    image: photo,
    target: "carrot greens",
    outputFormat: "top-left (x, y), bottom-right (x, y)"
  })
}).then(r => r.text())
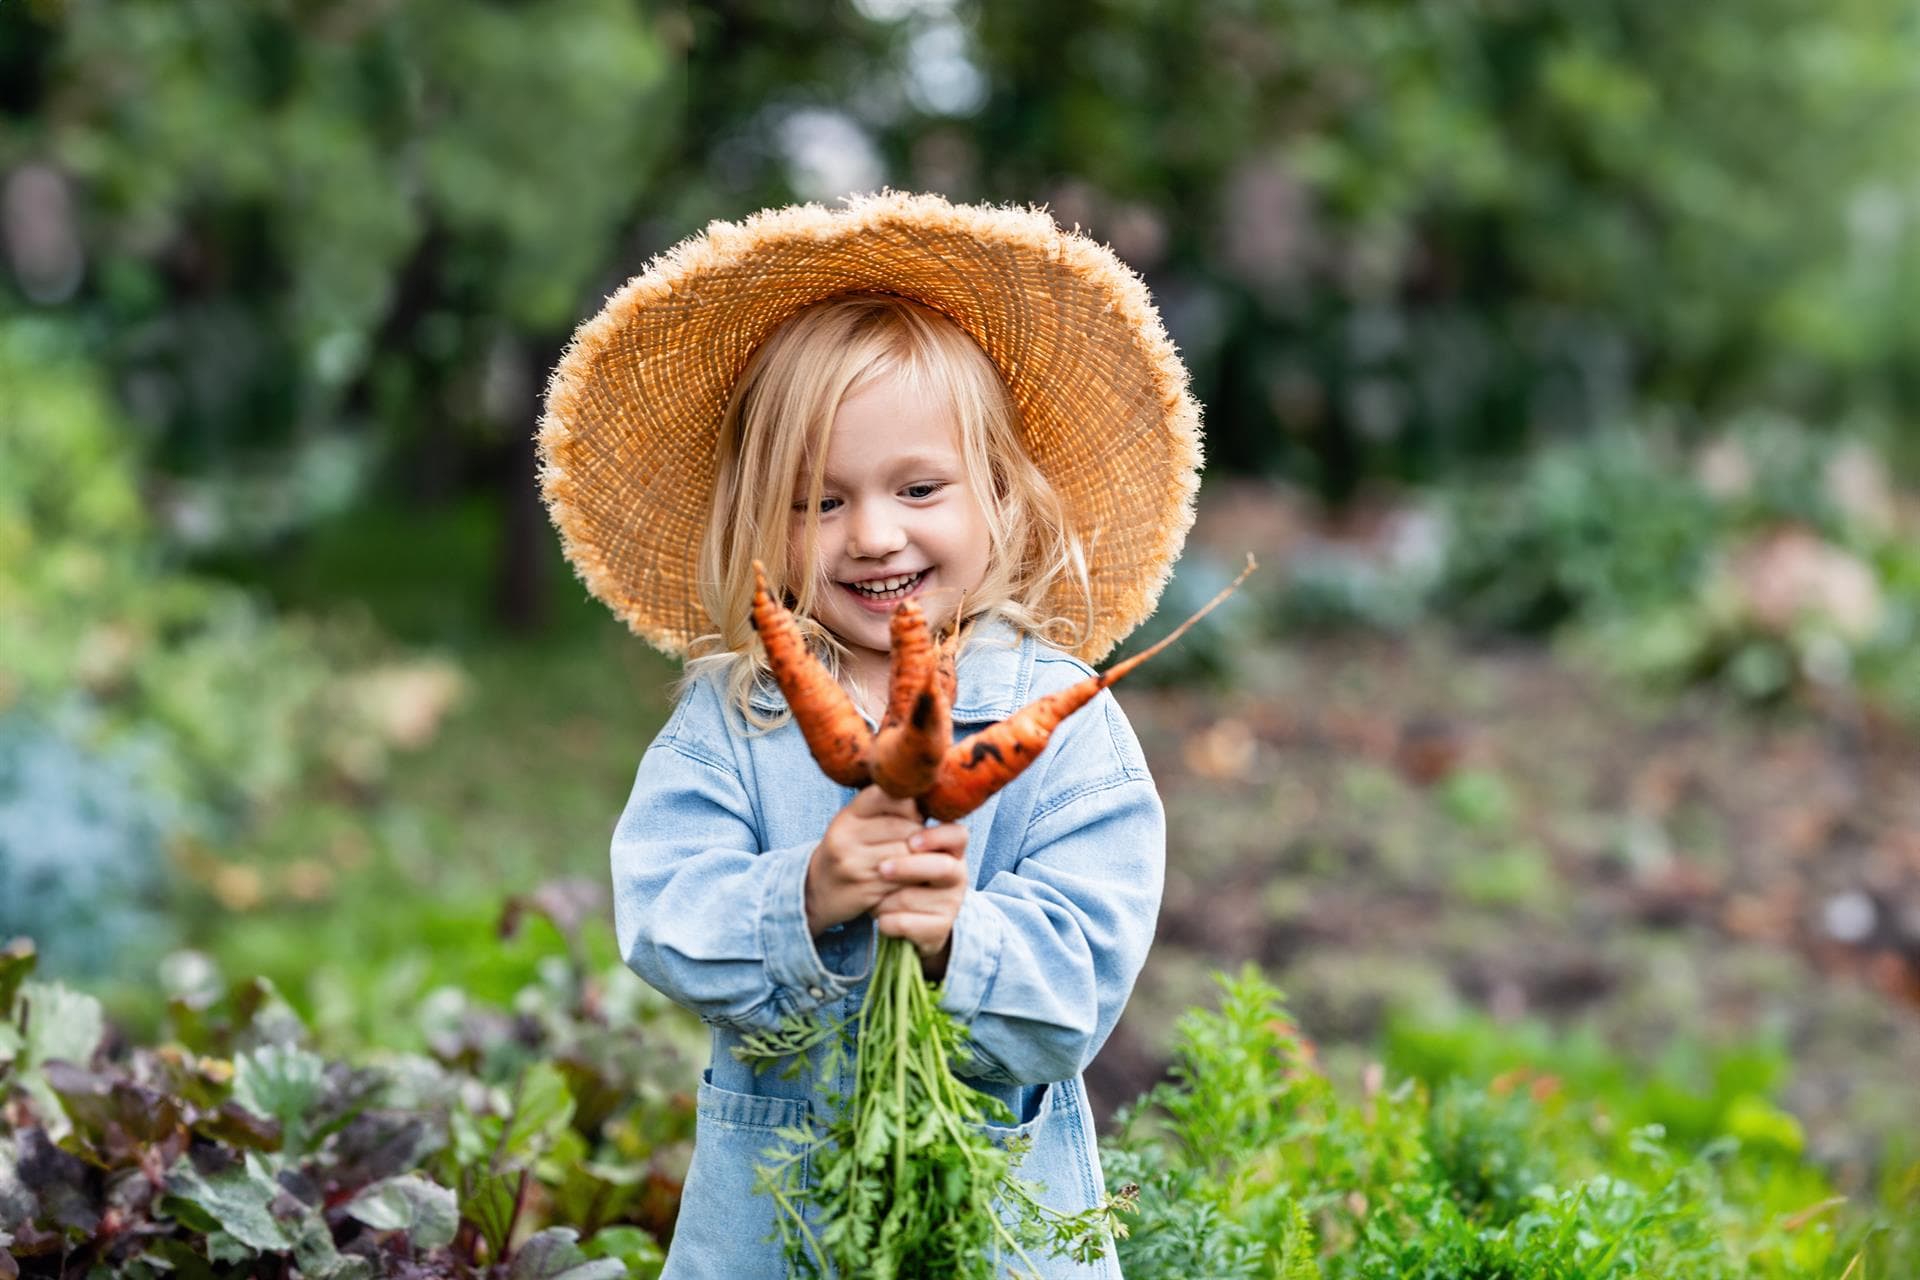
top-left (736, 935), bottom-right (1137, 1279)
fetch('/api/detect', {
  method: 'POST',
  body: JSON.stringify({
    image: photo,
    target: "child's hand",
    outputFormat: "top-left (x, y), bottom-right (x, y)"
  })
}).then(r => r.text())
top-left (806, 785), bottom-right (925, 934)
top-left (874, 822), bottom-right (967, 978)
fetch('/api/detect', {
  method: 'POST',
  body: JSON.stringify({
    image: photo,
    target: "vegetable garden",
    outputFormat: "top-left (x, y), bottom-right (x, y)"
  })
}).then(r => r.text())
top-left (8, 426), bottom-right (1920, 1274)
top-left (11, 1), bottom-right (1920, 1273)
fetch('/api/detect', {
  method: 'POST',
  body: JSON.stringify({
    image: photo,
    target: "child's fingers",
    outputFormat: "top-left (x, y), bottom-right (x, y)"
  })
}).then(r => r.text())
top-left (849, 801), bottom-right (925, 843)
top-left (877, 852), bottom-right (967, 887)
top-left (875, 908), bottom-right (951, 955)
top-left (875, 884), bottom-right (959, 917)
top-left (853, 817), bottom-right (925, 849)
top-left (851, 784), bottom-right (920, 819)
top-left (905, 823), bottom-right (968, 857)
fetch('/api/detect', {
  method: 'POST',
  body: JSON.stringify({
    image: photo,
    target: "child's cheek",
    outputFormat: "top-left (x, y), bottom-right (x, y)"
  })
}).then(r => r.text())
top-left (785, 518), bottom-right (824, 587)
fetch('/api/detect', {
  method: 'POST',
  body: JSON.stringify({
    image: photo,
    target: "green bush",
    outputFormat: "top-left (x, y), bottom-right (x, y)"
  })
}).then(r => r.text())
top-left (0, 912), bottom-right (698, 1279)
top-left (1102, 967), bottom-right (1918, 1279)
top-left (0, 318), bottom-right (465, 976)
top-left (1440, 430), bottom-right (1719, 636)
top-left (1423, 423), bottom-right (1920, 721)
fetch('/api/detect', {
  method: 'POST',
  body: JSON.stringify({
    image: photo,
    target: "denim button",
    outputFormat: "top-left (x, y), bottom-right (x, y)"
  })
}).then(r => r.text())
top-left (808, 985), bottom-right (824, 998)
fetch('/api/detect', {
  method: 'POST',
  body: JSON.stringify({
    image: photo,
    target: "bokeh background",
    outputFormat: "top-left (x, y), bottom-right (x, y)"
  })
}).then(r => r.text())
top-left (7, 0), bottom-right (1920, 1271)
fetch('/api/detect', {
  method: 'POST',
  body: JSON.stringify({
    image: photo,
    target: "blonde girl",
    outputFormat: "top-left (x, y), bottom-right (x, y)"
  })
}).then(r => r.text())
top-left (538, 192), bottom-right (1203, 1279)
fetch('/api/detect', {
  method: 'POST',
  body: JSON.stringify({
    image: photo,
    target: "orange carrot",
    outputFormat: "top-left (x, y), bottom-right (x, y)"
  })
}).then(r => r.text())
top-left (919, 556), bottom-right (1257, 821)
top-left (749, 560), bottom-right (872, 788)
top-left (870, 600), bottom-right (953, 798)
top-left (936, 623), bottom-right (958, 710)
top-left (879, 599), bottom-right (937, 733)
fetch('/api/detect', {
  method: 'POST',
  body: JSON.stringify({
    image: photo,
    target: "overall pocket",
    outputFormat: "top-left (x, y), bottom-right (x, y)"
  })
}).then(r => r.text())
top-left (975, 1078), bottom-right (1075, 1198)
top-left (663, 1071), bottom-right (812, 1280)
top-left (973, 1079), bottom-right (1119, 1278)
top-left (976, 1079), bottom-right (1056, 1143)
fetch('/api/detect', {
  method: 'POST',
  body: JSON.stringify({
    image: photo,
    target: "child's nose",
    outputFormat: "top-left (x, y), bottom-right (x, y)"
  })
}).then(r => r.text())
top-left (847, 505), bottom-right (907, 558)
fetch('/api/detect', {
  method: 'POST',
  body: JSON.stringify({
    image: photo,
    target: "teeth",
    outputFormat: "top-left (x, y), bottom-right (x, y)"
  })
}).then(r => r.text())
top-left (846, 571), bottom-right (925, 599)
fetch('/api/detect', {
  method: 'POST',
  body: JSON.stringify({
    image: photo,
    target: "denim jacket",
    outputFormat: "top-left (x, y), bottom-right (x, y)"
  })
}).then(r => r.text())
top-left (611, 619), bottom-right (1165, 1279)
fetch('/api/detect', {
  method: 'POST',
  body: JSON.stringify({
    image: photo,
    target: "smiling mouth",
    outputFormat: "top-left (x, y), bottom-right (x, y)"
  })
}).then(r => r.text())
top-left (842, 569), bottom-right (929, 602)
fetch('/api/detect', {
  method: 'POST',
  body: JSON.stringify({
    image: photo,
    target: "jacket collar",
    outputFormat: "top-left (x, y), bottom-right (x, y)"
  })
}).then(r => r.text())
top-left (745, 615), bottom-right (1036, 724)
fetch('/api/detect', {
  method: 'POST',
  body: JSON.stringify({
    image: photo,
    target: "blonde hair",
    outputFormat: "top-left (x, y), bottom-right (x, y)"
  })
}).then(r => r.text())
top-left (682, 293), bottom-right (1091, 726)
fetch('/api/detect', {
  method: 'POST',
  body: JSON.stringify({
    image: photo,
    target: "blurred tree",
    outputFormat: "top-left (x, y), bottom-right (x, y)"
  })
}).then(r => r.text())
top-left (0, 0), bottom-right (676, 625)
top-left (959, 0), bottom-right (1920, 498)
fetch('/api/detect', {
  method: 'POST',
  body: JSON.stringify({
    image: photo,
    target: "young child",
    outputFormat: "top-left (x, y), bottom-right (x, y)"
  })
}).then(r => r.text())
top-left (538, 193), bottom-right (1203, 1279)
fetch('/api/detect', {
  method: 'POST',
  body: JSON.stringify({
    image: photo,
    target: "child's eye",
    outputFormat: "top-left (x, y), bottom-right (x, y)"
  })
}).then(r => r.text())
top-left (792, 496), bottom-right (841, 515)
top-left (902, 482), bottom-right (943, 500)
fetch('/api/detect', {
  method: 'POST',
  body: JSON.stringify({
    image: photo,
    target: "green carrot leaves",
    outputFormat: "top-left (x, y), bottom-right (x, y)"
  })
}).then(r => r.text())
top-left (736, 935), bottom-right (1135, 1278)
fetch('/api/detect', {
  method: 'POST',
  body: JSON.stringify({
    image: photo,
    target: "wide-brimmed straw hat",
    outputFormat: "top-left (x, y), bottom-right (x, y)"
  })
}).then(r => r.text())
top-left (536, 189), bottom-right (1204, 664)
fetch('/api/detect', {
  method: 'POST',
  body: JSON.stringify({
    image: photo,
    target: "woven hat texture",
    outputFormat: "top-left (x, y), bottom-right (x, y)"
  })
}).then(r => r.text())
top-left (537, 189), bottom-right (1204, 664)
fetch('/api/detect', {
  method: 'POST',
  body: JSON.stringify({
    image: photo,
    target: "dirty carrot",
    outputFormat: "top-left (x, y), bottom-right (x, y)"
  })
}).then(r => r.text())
top-left (936, 623), bottom-right (958, 710)
top-left (870, 600), bottom-right (953, 798)
top-left (919, 555), bottom-right (1257, 822)
top-left (879, 597), bottom-right (937, 733)
top-left (749, 560), bottom-right (872, 788)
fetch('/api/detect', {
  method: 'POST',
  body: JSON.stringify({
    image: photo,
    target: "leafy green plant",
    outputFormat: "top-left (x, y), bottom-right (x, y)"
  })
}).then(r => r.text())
top-left (736, 936), bottom-right (1135, 1279)
top-left (5, 933), bottom-right (1919, 1278)
top-left (1441, 430), bottom-right (1719, 637)
top-left (0, 891), bottom-right (697, 1279)
top-left (1101, 966), bottom-right (1919, 1279)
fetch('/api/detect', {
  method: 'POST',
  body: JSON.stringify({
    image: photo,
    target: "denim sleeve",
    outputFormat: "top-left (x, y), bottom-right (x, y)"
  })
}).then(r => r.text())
top-left (610, 693), bottom-right (872, 1034)
top-left (935, 692), bottom-right (1165, 1085)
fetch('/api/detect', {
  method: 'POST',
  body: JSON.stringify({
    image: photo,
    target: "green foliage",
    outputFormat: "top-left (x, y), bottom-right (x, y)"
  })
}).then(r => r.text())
top-left (738, 936), bottom-right (1134, 1279)
top-left (3, 0), bottom-right (673, 523)
top-left (3, 936), bottom-right (1917, 1278)
top-left (1430, 423), bottom-right (1920, 721)
top-left (0, 317), bottom-right (469, 978)
top-left (1385, 1009), bottom-right (1797, 1154)
top-left (1101, 966), bottom-right (1917, 1279)
top-left (344, 1174), bottom-right (460, 1250)
top-left (1442, 431), bottom-right (1719, 636)
top-left (7, 0), bottom-right (1916, 544)
top-left (1099, 968), bottom-right (1339, 1280)
top-left (1422, 1081), bottom-right (1548, 1224)
top-left (231, 1043), bottom-right (330, 1159)
top-left (0, 923), bottom-right (695, 1279)
top-left (973, 1), bottom-right (1920, 487)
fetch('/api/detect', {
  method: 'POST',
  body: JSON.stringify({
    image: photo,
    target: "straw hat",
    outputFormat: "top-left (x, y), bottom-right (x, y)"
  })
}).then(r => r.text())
top-left (537, 189), bottom-right (1204, 664)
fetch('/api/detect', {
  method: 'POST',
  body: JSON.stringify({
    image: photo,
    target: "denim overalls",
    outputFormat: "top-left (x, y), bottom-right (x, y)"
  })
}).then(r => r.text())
top-left (611, 619), bottom-right (1165, 1278)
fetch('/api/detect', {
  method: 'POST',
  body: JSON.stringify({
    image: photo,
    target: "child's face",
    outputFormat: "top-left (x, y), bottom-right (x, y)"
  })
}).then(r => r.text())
top-left (789, 370), bottom-right (992, 671)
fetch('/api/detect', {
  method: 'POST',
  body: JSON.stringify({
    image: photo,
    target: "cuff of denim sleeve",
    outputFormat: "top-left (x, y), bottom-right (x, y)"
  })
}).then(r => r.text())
top-left (759, 839), bottom-right (870, 1011)
top-left (934, 890), bottom-right (1001, 1025)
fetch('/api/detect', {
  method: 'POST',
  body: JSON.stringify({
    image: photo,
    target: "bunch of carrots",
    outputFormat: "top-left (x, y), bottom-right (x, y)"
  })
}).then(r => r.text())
top-left (739, 557), bottom-right (1253, 1279)
top-left (749, 557), bottom-right (1255, 817)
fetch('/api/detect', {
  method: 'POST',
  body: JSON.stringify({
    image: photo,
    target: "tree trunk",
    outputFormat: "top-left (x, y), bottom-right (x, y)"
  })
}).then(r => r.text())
top-left (492, 336), bottom-right (564, 632)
